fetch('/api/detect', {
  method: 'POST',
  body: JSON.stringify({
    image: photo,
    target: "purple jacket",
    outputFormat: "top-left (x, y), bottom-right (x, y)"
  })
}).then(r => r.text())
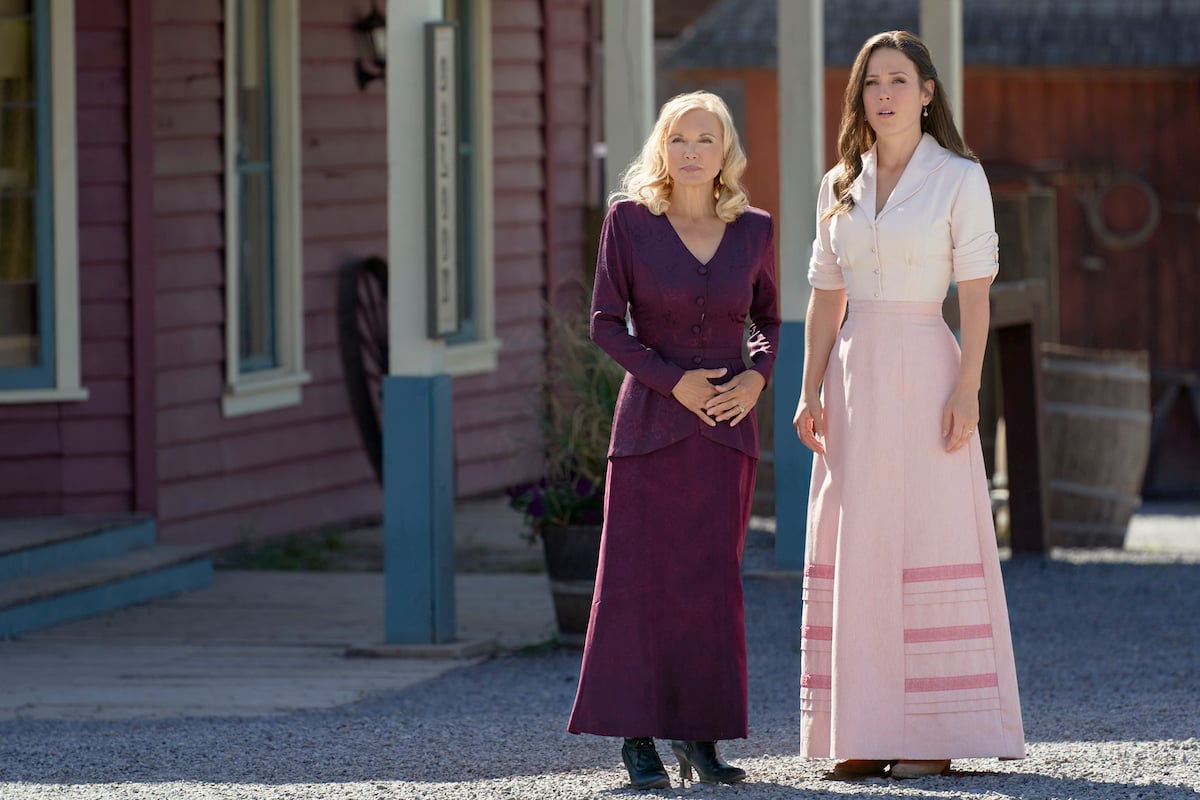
top-left (590, 200), bottom-right (781, 459)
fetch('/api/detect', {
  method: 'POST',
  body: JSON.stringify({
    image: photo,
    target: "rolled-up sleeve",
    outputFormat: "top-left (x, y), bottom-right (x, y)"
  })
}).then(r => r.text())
top-left (807, 169), bottom-right (846, 291)
top-left (951, 162), bottom-right (1000, 285)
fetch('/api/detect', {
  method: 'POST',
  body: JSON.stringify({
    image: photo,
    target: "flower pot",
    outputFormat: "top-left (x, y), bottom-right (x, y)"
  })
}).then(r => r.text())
top-left (540, 523), bottom-right (601, 647)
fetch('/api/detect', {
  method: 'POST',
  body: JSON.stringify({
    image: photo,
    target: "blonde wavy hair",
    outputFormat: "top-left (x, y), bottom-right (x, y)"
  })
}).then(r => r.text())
top-left (609, 90), bottom-right (749, 223)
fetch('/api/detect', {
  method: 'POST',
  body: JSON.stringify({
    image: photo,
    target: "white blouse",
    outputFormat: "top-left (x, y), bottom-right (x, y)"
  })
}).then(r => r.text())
top-left (808, 133), bottom-right (999, 302)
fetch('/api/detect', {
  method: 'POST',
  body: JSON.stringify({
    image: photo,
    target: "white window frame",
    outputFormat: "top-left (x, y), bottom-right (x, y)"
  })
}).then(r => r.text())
top-left (221, 0), bottom-right (308, 417)
top-left (443, 0), bottom-right (498, 376)
top-left (0, 2), bottom-right (86, 404)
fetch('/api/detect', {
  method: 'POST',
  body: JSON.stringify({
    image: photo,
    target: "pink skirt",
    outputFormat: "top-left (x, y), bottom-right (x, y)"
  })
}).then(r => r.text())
top-left (800, 300), bottom-right (1026, 760)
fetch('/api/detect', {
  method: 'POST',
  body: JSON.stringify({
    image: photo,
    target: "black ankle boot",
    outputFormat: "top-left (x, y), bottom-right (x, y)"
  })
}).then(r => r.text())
top-left (670, 740), bottom-right (746, 784)
top-left (621, 737), bottom-right (671, 790)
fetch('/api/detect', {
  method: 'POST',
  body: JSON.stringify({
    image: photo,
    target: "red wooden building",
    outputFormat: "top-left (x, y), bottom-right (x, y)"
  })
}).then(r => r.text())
top-left (0, 0), bottom-right (603, 551)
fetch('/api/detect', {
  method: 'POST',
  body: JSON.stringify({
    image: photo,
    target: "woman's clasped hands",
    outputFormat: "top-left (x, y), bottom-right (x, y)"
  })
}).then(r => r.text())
top-left (671, 367), bottom-right (765, 427)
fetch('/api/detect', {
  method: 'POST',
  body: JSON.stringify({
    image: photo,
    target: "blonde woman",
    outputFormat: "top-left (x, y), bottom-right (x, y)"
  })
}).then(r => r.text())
top-left (794, 31), bottom-right (1026, 779)
top-left (567, 91), bottom-right (780, 789)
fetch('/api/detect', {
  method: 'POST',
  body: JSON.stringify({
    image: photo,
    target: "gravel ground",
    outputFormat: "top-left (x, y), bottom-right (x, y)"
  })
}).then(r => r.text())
top-left (1, 538), bottom-right (1198, 800)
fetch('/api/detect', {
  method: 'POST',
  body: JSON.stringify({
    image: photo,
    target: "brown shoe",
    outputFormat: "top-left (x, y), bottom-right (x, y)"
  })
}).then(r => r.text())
top-left (832, 759), bottom-right (893, 777)
top-left (890, 759), bottom-right (950, 779)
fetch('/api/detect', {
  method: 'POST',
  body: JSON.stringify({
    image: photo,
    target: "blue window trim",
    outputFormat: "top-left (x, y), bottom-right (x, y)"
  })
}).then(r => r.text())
top-left (235, 0), bottom-right (278, 374)
top-left (0, 0), bottom-right (55, 390)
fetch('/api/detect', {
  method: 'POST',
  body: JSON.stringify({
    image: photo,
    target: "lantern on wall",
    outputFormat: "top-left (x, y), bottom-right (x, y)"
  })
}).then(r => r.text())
top-left (355, 3), bottom-right (387, 89)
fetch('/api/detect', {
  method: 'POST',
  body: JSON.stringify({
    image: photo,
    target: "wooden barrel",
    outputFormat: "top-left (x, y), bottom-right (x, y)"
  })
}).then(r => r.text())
top-left (1040, 343), bottom-right (1152, 547)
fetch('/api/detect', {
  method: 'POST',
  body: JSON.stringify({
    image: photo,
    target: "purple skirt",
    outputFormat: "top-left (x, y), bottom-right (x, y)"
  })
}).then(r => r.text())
top-left (567, 434), bottom-right (756, 741)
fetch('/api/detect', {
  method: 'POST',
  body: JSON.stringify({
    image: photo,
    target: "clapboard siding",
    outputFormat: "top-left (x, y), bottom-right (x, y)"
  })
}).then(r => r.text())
top-left (292, 2), bottom-right (388, 515)
top-left (156, 364), bottom-right (224, 410)
top-left (155, 384), bottom-right (361, 450)
top-left (154, 100), bottom-right (222, 137)
top-left (0, 0), bottom-right (136, 518)
top-left (78, 108), bottom-right (129, 146)
top-left (80, 342), bottom-right (132, 381)
top-left (0, 459), bottom-right (64, 498)
top-left (300, 168), bottom-right (387, 204)
top-left (148, 0), bottom-right (234, 537)
top-left (62, 379), bottom-right (132, 420)
top-left (159, 451), bottom-right (371, 522)
top-left (79, 185), bottom-right (130, 224)
top-left (77, 145), bottom-right (130, 184)
top-left (163, 481), bottom-right (382, 548)
top-left (155, 288), bottom-right (224, 332)
top-left (0, 422), bottom-right (62, 457)
top-left (78, 265), bottom-right (131, 302)
top-left (451, 0), bottom-right (595, 499)
top-left (147, 0), bottom-right (387, 543)
top-left (156, 251), bottom-right (223, 291)
top-left (79, 223), bottom-right (131, 264)
top-left (81, 301), bottom-right (133, 341)
top-left (61, 419), bottom-right (132, 455)
top-left (302, 202), bottom-right (387, 241)
top-left (66, 3), bottom-right (136, 513)
top-left (2, 0), bottom-right (602, 534)
top-left (152, 63), bottom-right (223, 101)
top-left (452, 0), bottom-right (548, 498)
top-left (153, 0), bottom-right (221, 24)
top-left (148, 0), bottom-right (362, 542)
top-left (155, 139), bottom-right (223, 177)
top-left (157, 415), bottom-right (365, 481)
top-left (494, 255), bottom-right (544, 290)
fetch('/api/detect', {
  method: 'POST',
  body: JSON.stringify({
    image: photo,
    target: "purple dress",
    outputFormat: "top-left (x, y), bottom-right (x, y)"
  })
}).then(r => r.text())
top-left (567, 200), bottom-right (780, 740)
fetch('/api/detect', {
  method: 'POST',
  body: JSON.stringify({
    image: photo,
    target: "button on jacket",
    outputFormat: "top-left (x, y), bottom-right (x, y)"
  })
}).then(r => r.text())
top-left (590, 200), bottom-right (781, 460)
top-left (808, 133), bottom-right (1000, 300)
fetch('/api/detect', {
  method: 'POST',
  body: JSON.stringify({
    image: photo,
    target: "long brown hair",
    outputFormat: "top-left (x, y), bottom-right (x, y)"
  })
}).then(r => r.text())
top-left (825, 30), bottom-right (975, 221)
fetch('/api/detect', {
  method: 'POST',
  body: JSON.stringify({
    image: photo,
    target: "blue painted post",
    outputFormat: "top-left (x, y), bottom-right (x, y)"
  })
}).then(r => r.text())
top-left (773, 321), bottom-right (811, 570)
top-left (775, 1), bottom-right (824, 572)
top-left (383, 374), bottom-right (456, 643)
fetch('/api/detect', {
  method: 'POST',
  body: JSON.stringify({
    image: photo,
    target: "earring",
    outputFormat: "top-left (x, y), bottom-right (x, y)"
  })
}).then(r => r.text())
top-left (922, 105), bottom-right (929, 118)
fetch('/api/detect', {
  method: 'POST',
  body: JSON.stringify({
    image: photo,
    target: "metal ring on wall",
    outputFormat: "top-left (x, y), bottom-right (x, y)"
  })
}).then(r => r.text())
top-left (1082, 172), bottom-right (1161, 250)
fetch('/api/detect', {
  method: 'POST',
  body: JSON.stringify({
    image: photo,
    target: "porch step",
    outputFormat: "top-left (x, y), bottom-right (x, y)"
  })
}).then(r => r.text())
top-left (0, 514), bottom-right (157, 582)
top-left (0, 517), bottom-right (213, 639)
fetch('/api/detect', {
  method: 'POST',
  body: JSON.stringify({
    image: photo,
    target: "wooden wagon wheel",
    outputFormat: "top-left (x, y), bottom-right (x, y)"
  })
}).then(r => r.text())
top-left (337, 256), bottom-right (389, 484)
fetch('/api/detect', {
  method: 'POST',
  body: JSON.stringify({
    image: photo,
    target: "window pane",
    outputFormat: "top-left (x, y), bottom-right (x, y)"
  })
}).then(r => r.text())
top-left (237, 0), bottom-right (271, 163)
top-left (0, 2), bottom-right (38, 368)
top-left (236, 0), bottom-right (276, 372)
top-left (239, 167), bottom-right (275, 369)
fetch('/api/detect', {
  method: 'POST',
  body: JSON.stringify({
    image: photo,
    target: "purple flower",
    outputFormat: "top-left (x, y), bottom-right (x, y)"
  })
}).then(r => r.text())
top-left (527, 494), bottom-right (546, 519)
top-left (574, 477), bottom-right (594, 497)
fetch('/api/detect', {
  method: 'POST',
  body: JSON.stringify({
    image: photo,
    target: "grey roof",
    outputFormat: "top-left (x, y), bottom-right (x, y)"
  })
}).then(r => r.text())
top-left (663, 0), bottom-right (1200, 70)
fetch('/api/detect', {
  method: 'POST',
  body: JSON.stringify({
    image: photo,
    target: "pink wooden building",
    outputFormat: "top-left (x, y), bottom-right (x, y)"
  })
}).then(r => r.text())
top-left (0, 0), bottom-right (600, 548)
top-left (0, 0), bottom-right (615, 635)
